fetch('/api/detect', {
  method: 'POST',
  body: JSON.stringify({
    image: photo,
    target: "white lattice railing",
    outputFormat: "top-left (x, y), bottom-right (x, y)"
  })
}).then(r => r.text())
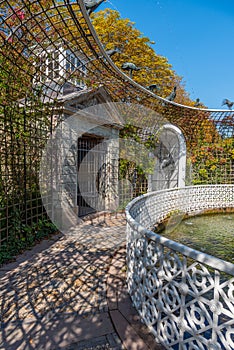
top-left (126, 185), bottom-right (234, 350)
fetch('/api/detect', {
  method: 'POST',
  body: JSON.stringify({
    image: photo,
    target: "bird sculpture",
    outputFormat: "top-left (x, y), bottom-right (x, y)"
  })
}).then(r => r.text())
top-left (166, 86), bottom-right (177, 101)
top-left (194, 98), bottom-right (202, 107)
top-left (121, 62), bottom-right (140, 78)
top-left (105, 47), bottom-right (121, 57)
top-left (161, 154), bottom-right (174, 170)
top-left (83, 0), bottom-right (105, 15)
top-left (222, 98), bottom-right (234, 110)
top-left (147, 84), bottom-right (160, 92)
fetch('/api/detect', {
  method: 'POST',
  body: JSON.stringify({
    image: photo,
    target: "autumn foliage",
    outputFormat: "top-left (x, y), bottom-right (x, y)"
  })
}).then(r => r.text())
top-left (92, 9), bottom-right (199, 106)
top-left (0, 2), bottom-right (233, 189)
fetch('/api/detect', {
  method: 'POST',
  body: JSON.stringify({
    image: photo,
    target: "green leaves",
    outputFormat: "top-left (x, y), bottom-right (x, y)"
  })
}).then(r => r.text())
top-left (0, 219), bottom-right (58, 266)
top-left (191, 138), bottom-right (234, 185)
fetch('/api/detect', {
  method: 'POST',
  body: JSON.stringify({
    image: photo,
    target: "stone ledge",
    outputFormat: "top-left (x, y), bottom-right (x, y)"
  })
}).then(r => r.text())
top-left (107, 247), bottom-right (165, 350)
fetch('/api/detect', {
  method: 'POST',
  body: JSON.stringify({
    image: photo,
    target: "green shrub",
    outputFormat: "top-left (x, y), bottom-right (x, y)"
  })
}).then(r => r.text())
top-left (0, 220), bottom-right (57, 266)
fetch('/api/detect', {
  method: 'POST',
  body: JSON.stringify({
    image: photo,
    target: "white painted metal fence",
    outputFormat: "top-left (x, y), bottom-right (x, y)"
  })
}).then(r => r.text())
top-left (126, 185), bottom-right (234, 350)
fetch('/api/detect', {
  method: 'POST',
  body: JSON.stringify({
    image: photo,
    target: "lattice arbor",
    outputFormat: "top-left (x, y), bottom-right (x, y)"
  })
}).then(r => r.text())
top-left (0, 0), bottom-right (234, 349)
top-left (0, 4), bottom-right (234, 237)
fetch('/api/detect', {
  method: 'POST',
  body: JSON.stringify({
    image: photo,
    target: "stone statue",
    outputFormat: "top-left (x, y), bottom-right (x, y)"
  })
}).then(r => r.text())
top-left (222, 98), bottom-right (234, 110)
top-left (121, 62), bottom-right (141, 78)
top-left (194, 98), bottom-right (202, 107)
top-left (166, 86), bottom-right (177, 101)
top-left (84, 0), bottom-right (105, 15)
top-left (105, 47), bottom-right (121, 57)
top-left (147, 84), bottom-right (160, 92)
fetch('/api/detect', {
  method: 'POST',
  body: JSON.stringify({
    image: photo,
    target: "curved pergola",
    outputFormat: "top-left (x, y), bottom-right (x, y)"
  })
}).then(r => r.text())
top-left (0, 0), bottom-right (234, 230)
top-left (1, 2), bottom-right (234, 349)
top-left (1, 0), bottom-right (233, 135)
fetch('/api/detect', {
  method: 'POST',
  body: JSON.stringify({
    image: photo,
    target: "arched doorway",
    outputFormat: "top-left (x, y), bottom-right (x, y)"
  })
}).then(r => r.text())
top-left (149, 124), bottom-right (186, 191)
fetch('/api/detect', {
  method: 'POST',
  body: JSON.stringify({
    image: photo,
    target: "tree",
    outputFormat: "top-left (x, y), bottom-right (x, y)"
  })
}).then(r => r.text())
top-left (92, 9), bottom-right (195, 105)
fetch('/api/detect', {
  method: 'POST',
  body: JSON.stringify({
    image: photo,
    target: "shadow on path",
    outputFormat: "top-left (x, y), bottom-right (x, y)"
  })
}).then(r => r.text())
top-left (0, 213), bottom-right (164, 350)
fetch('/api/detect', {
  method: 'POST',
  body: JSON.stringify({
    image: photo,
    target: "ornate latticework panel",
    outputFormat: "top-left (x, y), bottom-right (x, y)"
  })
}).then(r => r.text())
top-left (126, 185), bottom-right (234, 349)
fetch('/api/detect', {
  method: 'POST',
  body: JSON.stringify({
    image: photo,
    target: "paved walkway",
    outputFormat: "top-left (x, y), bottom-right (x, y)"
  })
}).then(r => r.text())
top-left (0, 213), bottom-right (163, 350)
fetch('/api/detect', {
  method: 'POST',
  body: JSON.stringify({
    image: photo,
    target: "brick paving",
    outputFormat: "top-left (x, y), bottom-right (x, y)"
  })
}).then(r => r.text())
top-left (0, 213), bottom-right (164, 350)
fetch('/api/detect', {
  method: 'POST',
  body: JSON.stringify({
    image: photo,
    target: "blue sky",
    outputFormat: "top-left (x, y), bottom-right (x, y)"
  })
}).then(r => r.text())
top-left (97, 0), bottom-right (234, 109)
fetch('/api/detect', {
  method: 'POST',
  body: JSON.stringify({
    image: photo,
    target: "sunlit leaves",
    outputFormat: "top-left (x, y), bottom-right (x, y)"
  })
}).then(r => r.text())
top-left (92, 9), bottom-right (194, 104)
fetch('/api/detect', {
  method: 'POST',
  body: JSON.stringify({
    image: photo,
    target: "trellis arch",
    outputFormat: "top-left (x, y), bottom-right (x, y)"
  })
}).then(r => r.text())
top-left (1, 0), bottom-right (234, 128)
top-left (1, 2), bottom-right (234, 350)
top-left (0, 0), bottom-right (234, 237)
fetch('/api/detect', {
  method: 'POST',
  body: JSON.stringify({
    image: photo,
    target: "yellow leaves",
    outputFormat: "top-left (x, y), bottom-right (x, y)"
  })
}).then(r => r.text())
top-left (93, 10), bottom-right (170, 88)
top-left (92, 9), bottom-right (195, 105)
top-left (210, 165), bottom-right (217, 171)
top-left (230, 150), bottom-right (234, 159)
